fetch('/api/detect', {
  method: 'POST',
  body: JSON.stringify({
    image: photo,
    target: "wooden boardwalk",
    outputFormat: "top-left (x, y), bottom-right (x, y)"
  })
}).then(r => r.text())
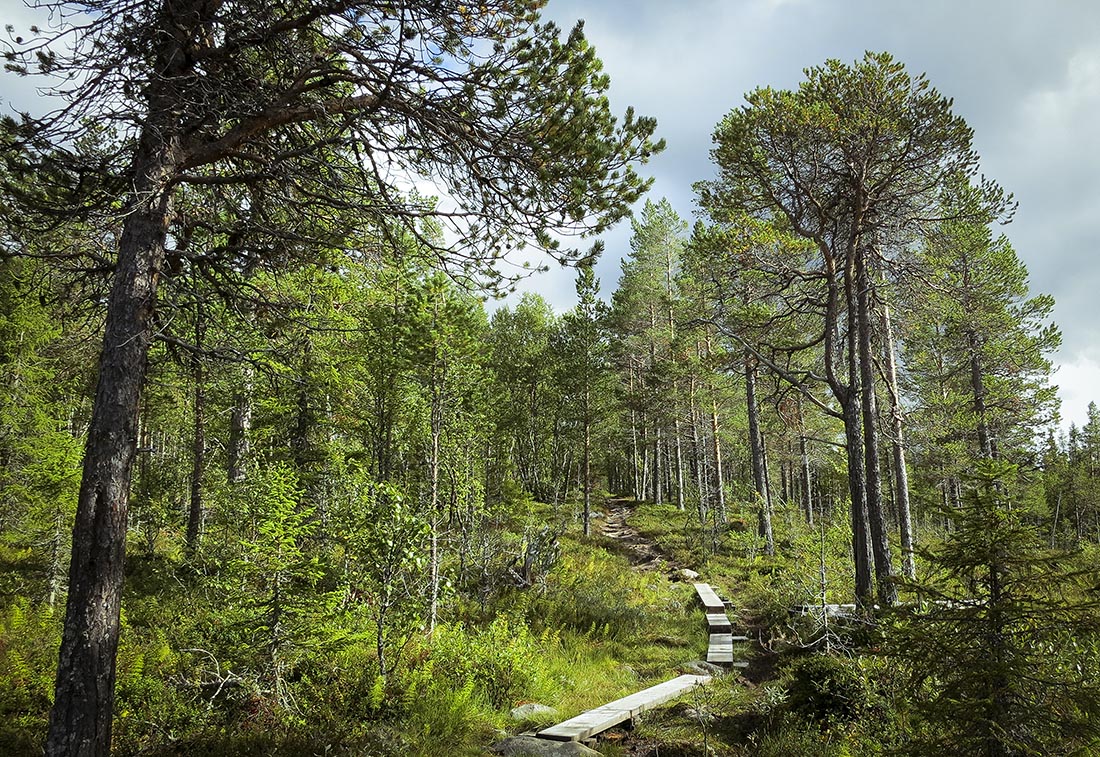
top-left (693, 582), bottom-right (726, 612)
top-left (694, 583), bottom-right (748, 667)
top-left (536, 674), bottom-right (711, 742)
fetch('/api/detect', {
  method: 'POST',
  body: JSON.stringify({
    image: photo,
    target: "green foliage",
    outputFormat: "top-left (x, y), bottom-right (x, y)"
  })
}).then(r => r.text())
top-left (782, 654), bottom-right (872, 726)
top-left (427, 616), bottom-right (558, 709)
top-left (889, 461), bottom-right (1100, 756)
top-left (0, 599), bottom-right (58, 753)
top-left (532, 548), bottom-right (648, 640)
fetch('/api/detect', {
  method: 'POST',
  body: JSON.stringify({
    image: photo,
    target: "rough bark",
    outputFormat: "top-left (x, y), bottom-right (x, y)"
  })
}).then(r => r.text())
top-left (856, 255), bottom-right (897, 606)
top-left (46, 121), bottom-right (181, 757)
top-left (842, 395), bottom-right (874, 604)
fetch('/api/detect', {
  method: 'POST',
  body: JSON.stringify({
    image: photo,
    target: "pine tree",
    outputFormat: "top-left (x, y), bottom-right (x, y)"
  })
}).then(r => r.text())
top-left (889, 461), bottom-right (1100, 755)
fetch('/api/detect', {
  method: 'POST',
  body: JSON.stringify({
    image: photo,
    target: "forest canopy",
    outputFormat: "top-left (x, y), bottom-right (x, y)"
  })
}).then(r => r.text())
top-left (0, 5), bottom-right (1097, 757)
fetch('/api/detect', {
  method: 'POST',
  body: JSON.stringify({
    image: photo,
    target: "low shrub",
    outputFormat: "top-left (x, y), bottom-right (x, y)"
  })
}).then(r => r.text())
top-left (782, 653), bottom-right (872, 726)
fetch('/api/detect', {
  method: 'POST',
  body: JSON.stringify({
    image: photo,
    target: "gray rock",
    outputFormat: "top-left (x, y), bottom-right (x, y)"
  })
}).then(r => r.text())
top-left (680, 659), bottom-right (724, 676)
top-left (509, 703), bottom-right (558, 722)
top-left (489, 735), bottom-right (601, 756)
top-left (682, 706), bottom-right (717, 723)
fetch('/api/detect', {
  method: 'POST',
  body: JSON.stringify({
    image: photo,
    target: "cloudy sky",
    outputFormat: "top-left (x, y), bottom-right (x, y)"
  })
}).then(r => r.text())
top-left (3, 1), bottom-right (1097, 429)
top-left (512, 0), bottom-right (1100, 431)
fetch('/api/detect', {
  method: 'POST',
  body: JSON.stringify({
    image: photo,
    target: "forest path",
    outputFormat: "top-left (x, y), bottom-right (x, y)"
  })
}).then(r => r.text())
top-left (600, 498), bottom-right (680, 572)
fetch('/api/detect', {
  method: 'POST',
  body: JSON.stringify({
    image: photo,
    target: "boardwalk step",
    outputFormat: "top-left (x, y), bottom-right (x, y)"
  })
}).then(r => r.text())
top-left (705, 612), bottom-right (732, 633)
top-left (707, 632), bottom-right (735, 663)
top-left (536, 674), bottom-right (711, 742)
top-left (693, 583), bottom-right (726, 612)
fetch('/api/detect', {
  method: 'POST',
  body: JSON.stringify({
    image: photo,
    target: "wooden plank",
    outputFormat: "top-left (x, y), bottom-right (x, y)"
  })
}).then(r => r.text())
top-left (705, 612), bottom-right (732, 633)
top-left (693, 583), bottom-right (726, 612)
top-left (537, 674), bottom-right (711, 742)
top-left (789, 603), bottom-right (859, 617)
top-left (707, 632), bottom-right (735, 663)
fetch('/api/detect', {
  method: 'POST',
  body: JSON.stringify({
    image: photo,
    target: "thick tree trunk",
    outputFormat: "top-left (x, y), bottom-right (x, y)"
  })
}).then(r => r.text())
top-left (47, 127), bottom-right (180, 757)
top-left (745, 352), bottom-right (774, 555)
top-left (856, 256), bottom-right (897, 606)
top-left (842, 395), bottom-right (874, 604)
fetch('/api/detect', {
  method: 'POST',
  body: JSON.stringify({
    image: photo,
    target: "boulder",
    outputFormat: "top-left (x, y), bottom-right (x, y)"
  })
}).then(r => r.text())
top-left (675, 568), bottom-right (700, 581)
top-left (489, 735), bottom-right (601, 756)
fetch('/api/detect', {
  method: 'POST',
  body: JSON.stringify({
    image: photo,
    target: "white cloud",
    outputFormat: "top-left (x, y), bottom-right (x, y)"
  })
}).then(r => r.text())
top-left (1054, 348), bottom-right (1100, 431)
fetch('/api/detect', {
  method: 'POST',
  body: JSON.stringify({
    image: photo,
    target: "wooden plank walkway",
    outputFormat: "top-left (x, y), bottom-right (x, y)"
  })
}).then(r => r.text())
top-left (536, 674), bottom-right (711, 742)
top-left (693, 583), bottom-right (726, 612)
top-left (705, 611), bottom-right (732, 633)
top-left (694, 583), bottom-right (748, 667)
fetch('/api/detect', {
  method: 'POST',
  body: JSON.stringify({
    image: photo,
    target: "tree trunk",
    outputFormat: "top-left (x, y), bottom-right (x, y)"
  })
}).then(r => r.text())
top-left (745, 352), bottom-right (774, 554)
top-left (582, 386), bottom-right (591, 536)
top-left (428, 352), bottom-right (443, 634)
top-left (629, 367), bottom-right (641, 500)
top-left (653, 423), bottom-right (663, 505)
top-left (47, 122), bottom-right (181, 757)
top-left (185, 355), bottom-right (205, 552)
top-left (856, 254), bottom-right (897, 606)
top-left (800, 432), bottom-right (813, 525)
top-left (227, 365), bottom-right (253, 484)
top-left (881, 302), bottom-right (915, 580)
top-left (843, 395), bottom-right (874, 604)
top-left (674, 418), bottom-right (685, 511)
top-left (710, 397), bottom-right (726, 524)
top-left (967, 330), bottom-right (995, 460)
top-left (689, 374), bottom-right (707, 512)
top-left (186, 291), bottom-right (206, 552)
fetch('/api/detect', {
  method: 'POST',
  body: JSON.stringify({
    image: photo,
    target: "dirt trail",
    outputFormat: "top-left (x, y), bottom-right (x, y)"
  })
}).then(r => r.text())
top-left (600, 498), bottom-right (680, 572)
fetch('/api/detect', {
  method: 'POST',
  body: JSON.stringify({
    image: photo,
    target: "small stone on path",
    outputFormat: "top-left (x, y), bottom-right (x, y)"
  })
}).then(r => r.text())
top-left (680, 659), bottom-right (725, 676)
top-left (509, 703), bottom-right (558, 722)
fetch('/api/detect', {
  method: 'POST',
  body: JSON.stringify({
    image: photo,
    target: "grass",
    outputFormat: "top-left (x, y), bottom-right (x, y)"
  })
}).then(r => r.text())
top-left (0, 492), bottom-right (912, 756)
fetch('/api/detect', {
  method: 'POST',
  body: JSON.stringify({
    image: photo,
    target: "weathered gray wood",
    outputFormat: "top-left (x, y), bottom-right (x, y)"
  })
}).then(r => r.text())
top-left (707, 632), bottom-right (735, 663)
top-left (789, 603), bottom-right (859, 617)
top-left (693, 583), bottom-right (725, 612)
top-left (705, 612), bottom-right (732, 633)
top-left (537, 674), bottom-right (710, 742)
